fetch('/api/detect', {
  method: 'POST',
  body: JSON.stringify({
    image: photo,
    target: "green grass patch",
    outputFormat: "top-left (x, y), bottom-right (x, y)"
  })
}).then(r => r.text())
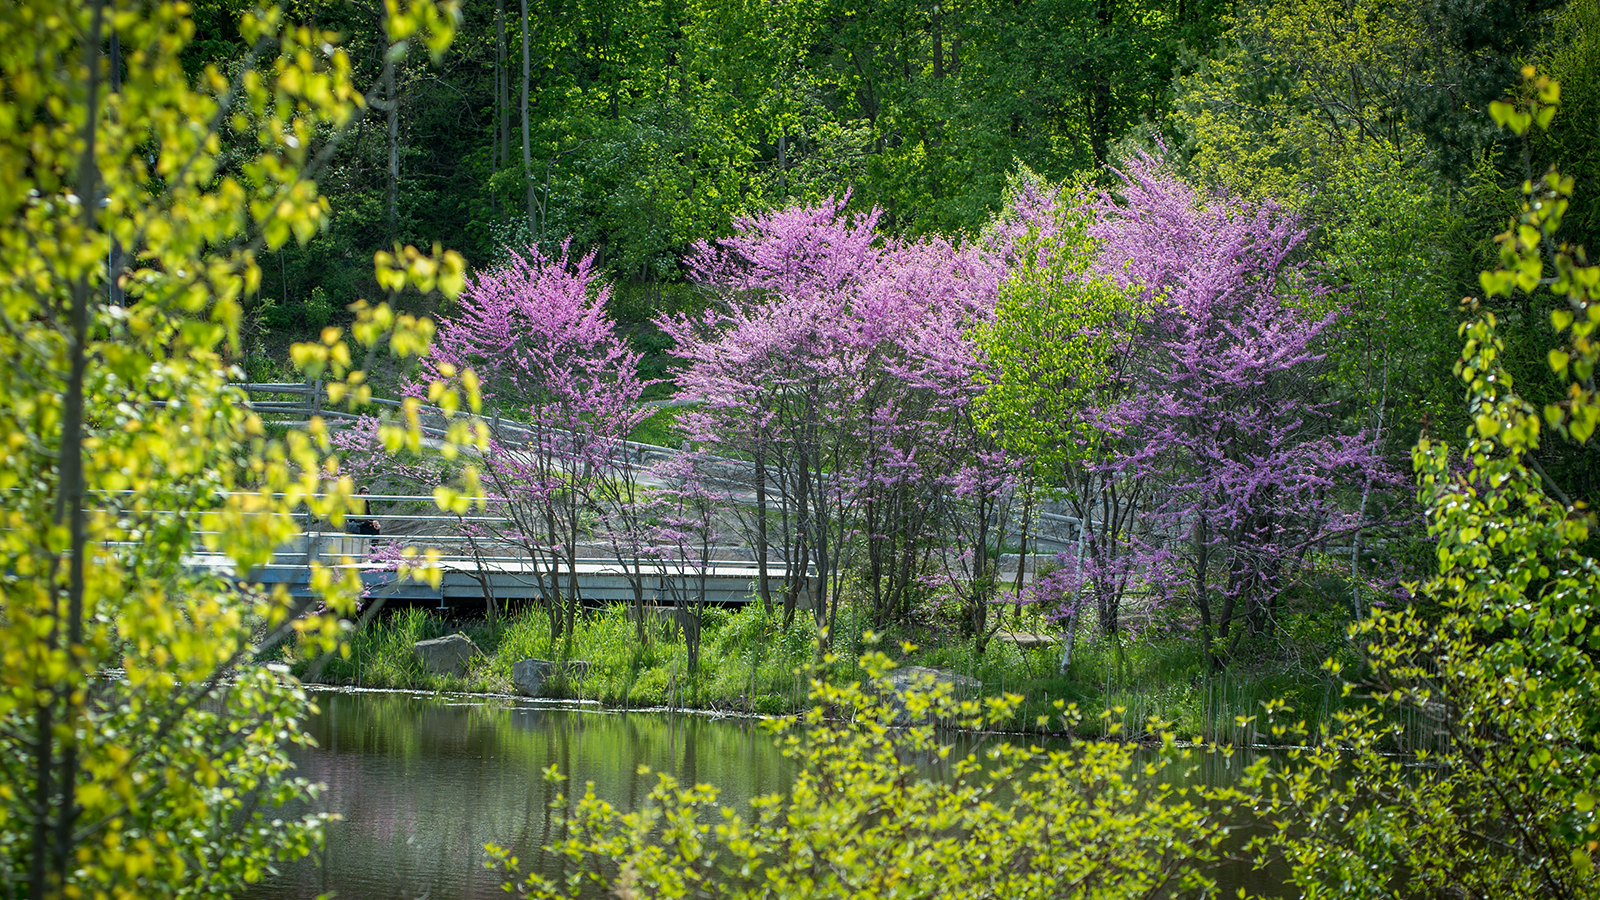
top-left (306, 596), bottom-right (1352, 744)
top-left (628, 406), bottom-right (687, 448)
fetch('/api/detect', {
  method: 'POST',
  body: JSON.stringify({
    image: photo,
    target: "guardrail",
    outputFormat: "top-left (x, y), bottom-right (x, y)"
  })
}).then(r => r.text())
top-left (237, 385), bottom-right (1089, 543)
top-left (230, 383), bottom-right (1093, 602)
top-left (92, 486), bottom-right (795, 610)
top-left (238, 382), bottom-right (685, 459)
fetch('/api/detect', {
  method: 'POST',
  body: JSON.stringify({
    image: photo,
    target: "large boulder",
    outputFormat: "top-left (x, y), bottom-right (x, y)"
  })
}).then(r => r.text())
top-left (413, 632), bottom-right (480, 676)
top-left (884, 665), bottom-right (982, 698)
top-left (994, 631), bottom-right (1056, 651)
top-left (882, 666), bottom-right (984, 723)
top-left (512, 658), bottom-right (590, 698)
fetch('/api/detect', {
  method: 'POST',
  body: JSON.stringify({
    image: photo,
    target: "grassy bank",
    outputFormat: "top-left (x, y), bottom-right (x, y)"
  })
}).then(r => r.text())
top-left (302, 601), bottom-right (1352, 741)
top-left (626, 405), bottom-right (686, 447)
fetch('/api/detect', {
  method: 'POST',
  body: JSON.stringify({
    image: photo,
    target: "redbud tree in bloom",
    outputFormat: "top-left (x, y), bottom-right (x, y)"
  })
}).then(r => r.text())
top-left (1092, 154), bottom-right (1384, 669)
top-left (419, 243), bottom-right (649, 645)
top-left (666, 198), bottom-right (888, 627)
top-left (668, 196), bottom-right (1013, 643)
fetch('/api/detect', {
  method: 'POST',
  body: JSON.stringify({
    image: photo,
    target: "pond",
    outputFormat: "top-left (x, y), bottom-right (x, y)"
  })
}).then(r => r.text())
top-left (251, 689), bottom-right (794, 900)
top-left (250, 688), bottom-right (1276, 900)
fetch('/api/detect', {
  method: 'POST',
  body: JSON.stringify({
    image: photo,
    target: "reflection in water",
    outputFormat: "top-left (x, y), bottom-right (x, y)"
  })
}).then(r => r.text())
top-left (251, 689), bottom-right (1279, 900)
top-left (250, 690), bottom-right (794, 900)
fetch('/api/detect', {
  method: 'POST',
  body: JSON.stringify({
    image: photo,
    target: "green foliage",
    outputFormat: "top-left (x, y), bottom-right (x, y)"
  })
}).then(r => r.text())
top-left (1540, 0), bottom-right (1600, 257)
top-left (1252, 74), bottom-right (1600, 898)
top-left (1315, 152), bottom-right (1462, 429)
top-left (491, 653), bottom-right (1258, 900)
top-left (304, 286), bottom-right (337, 330)
top-left (1167, 0), bottom-right (1466, 426)
top-left (972, 183), bottom-right (1142, 479)
top-left (628, 406), bottom-right (687, 448)
top-left (216, 0), bottom-right (1233, 350)
top-left (1171, 0), bottom-right (1428, 204)
top-left (1255, 307), bottom-right (1600, 896)
top-left (0, 2), bottom-right (471, 896)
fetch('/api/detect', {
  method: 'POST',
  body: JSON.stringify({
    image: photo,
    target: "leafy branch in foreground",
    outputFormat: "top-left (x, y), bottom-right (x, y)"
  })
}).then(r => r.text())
top-left (490, 649), bottom-right (1260, 900)
top-left (0, 2), bottom-right (470, 897)
top-left (1252, 69), bottom-right (1600, 900)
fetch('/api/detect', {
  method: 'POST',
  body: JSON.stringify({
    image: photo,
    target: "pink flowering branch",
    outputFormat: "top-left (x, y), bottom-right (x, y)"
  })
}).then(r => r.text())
top-left (1092, 153), bottom-right (1389, 669)
top-left (417, 241), bottom-right (650, 646)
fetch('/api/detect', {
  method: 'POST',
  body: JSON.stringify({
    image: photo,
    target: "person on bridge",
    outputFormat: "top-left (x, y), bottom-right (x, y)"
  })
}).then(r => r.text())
top-left (349, 486), bottom-right (381, 537)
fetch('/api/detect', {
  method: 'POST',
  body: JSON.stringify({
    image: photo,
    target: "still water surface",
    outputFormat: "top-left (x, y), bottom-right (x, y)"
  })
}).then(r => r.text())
top-left (252, 688), bottom-right (1273, 900)
top-left (252, 689), bottom-right (794, 900)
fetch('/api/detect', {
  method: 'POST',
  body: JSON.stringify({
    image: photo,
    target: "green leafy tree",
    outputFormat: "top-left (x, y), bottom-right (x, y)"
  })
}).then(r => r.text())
top-left (975, 177), bottom-right (1138, 482)
top-left (0, 2), bottom-right (471, 897)
top-left (1169, 0), bottom-right (1473, 571)
top-left (1540, 0), bottom-right (1600, 256)
top-left (972, 173), bottom-right (1148, 642)
top-left (1170, 0), bottom-right (1429, 204)
top-left (804, 0), bottom-right (1219, 237)
top-left (1254, 71), bottom-right (1600, 898)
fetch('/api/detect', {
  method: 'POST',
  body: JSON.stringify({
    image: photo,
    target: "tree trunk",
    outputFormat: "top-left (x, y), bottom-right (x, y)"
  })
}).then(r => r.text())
top-left (754, 453), bottom-right (773, 616)
top-left (1095, 483), bottom-right (1119, 635)
top-left (971, 491), bottom-right (992, 655)
top-left (520, 0), bottom-right (536, 239)
top-left (777, 130), bottom-right (787, 194)
top-left (1086, 0), bottom-right (1114, 165)
top-left (562, 500), bottom-right (581, 655)
top-left (34, 6), bottom-right (106, 891)
top-left (1012, 479), bottom-right (1032, 623)
top-left (1351, 354), bottom-right (1389, 619)
top-left (544, 499), bottom-right (564, 641)
top-left (1057, 599), bottom-right (1079, 674)
top-left (465, 530), bottom-right (499, 622)
top-left (495, 0), bottom-right (507, 171)
top-left (1193, 514), bottom-right (1219, 671)
top-left (384, 51), bottom-right (399, 232)
top-left (795, 446), bottom-right (819, 628)
top-left (690, 521), bottom-right (710, 674)
top-left (108, 27), bottom-right (124, 306)
top-left (865, 496), bottom-right (884, 623)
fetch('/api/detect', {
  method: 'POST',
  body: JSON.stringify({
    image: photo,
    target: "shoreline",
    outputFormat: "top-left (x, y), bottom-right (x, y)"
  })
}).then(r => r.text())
top-left (294, 604), bottom-right (1353, 744)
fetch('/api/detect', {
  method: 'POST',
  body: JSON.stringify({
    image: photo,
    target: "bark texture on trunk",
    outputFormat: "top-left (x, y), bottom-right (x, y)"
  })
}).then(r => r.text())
top-left (520, 0), bottom-right (536, 239)
top-left (384, 54), bottom-right (399, 231)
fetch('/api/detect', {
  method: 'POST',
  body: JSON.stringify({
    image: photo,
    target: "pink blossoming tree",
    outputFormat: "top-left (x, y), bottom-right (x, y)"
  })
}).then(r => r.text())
top-left (668, 196), bottom-right (1015, 648)
top-left (1092, 154), bottom-right (1385, 669)
top-left (419, 243), bottom-right (649, 646)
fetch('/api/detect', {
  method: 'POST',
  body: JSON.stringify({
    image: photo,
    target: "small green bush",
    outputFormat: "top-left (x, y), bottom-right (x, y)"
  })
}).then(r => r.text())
top-left (304, 286), bottom-right (336, 330)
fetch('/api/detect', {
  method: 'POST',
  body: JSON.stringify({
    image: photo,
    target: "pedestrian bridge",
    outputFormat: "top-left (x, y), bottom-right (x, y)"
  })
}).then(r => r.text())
top-left (188, 525), bottom-right (788, 613)
top-left (223, 383), bottom-right (1083, 615)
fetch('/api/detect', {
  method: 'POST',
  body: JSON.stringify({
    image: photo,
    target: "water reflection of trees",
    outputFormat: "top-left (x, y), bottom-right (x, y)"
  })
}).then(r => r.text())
top-left (262, 692), bottom-right (1273, 900)
top-left (254, 692), bottom-right (795, 900)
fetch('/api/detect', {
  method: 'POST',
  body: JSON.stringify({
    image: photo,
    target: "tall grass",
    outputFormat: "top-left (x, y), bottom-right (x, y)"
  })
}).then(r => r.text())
top-left (304, 604), bottom-right (825, 711)
top-left (1052, 614), bottom-right (1352, 744)
top-left (305, 600), bottom-right (1351, 744)
top-left (316, 606), bottom-right (437, 688)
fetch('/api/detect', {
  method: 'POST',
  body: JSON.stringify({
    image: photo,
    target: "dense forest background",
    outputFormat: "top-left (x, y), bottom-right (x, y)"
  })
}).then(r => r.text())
top-left (192, 0), bottom-right (1600, 503)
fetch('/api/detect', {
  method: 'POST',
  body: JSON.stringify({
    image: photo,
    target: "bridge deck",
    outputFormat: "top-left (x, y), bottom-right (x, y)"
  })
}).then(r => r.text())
top-left (191, 549), bottom-right (782, 610)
